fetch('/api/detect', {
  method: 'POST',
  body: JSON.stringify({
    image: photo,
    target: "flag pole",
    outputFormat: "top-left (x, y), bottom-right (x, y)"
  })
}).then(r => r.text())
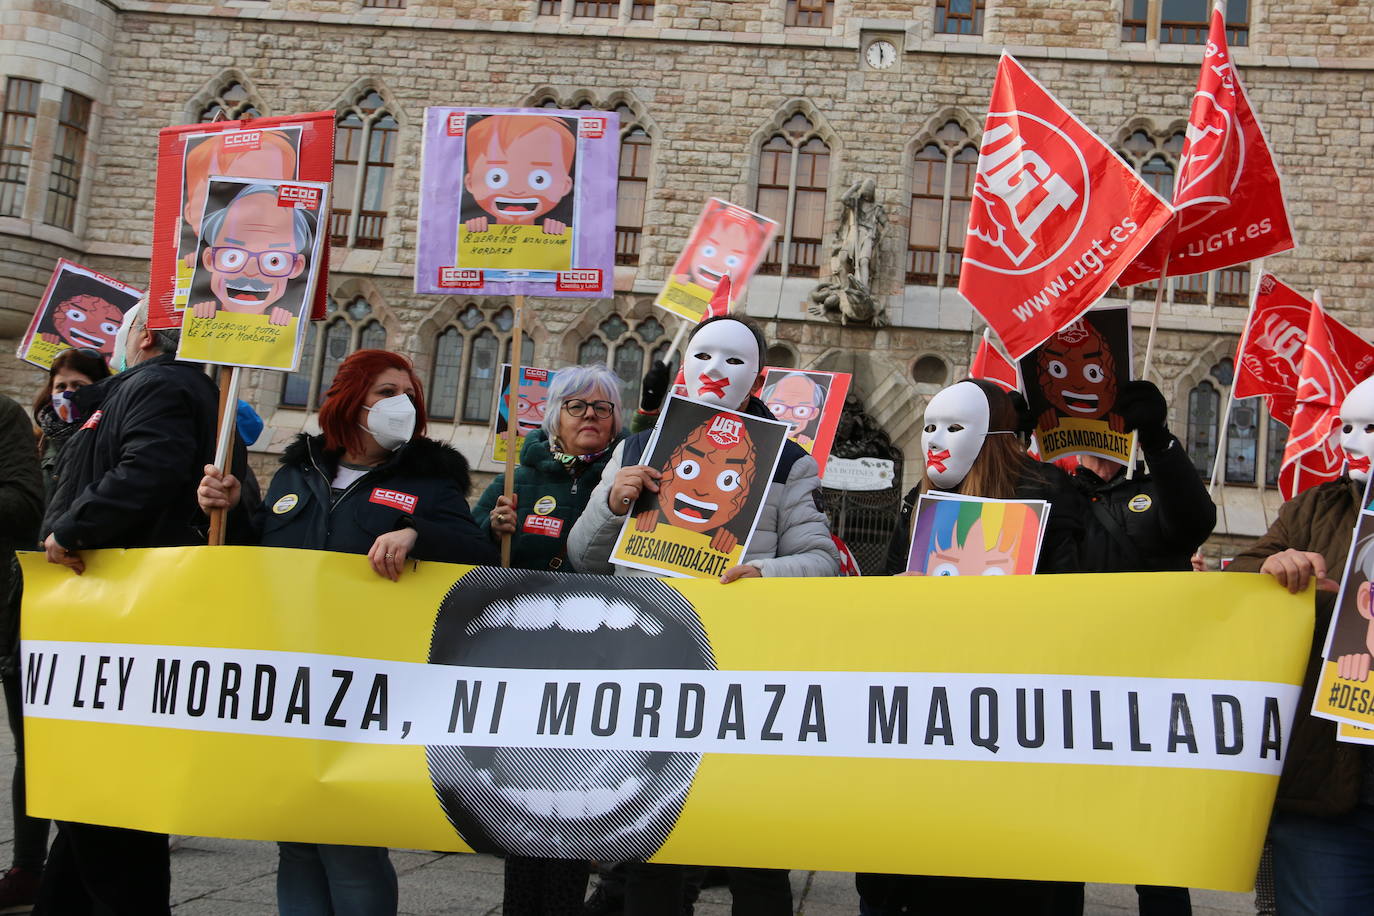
top-left (500, 294), bottom-right (525, 568)
top-left (1126, 259), bottom-right (1171, 480)
top-left (1208, 262), bottom-right (1264, 496)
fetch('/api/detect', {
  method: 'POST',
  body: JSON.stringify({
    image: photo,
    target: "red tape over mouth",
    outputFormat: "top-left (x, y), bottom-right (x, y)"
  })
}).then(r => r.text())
top-left (698, 375), bottom-right (729, 398)
top-left (926, 447), bottom-right (951, 472)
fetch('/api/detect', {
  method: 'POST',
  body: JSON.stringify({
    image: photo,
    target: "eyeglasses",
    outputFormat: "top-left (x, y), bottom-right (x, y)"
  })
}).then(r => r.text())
top-left (209, 246), bottom-right (302, 278)
top-left (769, 402), bottom-right (818, 421)
top-left (563, 399), bottom-right (615, 419)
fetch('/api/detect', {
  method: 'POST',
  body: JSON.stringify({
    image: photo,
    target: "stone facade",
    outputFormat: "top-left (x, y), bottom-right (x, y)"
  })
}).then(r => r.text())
top-left (2, 0), bottom-right (1371, 554)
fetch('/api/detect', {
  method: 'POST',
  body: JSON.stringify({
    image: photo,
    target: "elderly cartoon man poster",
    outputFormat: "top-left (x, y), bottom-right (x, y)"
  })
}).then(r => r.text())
top-left (655, 199), bottom-right (778, 322)
top-left (1018, 304), bottom-right (1134, 465)
top-left (491, 364), bottom-right (558, 463)
top-left (611, 396), bottom-right (789, 578)
top-left (759, 368), bottom-right (850, 474)
top-left (16, 259), bottom-right (144, 369)
top-left (177, 176), bottom-right (329, 371)
top-left (416, 106), bottom-right (618, 298)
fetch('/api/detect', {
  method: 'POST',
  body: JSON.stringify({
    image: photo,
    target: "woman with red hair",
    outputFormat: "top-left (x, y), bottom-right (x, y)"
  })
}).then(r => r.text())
top-left (197, 348), bottom-right (495, 915)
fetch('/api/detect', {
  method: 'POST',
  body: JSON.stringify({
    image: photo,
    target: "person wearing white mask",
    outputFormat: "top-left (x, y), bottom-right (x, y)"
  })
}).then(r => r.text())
top-left (568, 314), bottom-right (838, 916)
top-left (1227, 374), bottom-right (1374, 916)
top-left (196, 348), bottom-right (494, 916)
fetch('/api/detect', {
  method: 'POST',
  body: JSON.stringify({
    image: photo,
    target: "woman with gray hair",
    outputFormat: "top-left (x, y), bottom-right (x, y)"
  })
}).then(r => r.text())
top-left (472, 364), bottom-right (625, 913)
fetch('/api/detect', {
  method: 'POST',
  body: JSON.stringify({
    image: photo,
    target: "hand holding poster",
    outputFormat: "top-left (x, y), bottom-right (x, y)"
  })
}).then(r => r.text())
top-left (611, 396), bottom-right (789, 578)
top-left (906, 493), bottom-right (1049, 575)
top-left (176, 177), bottom-right (330, 371)
top-left (491, 364), bottom-right (557, 463)
top-left (416, 108), bottom-right (618, 297)
top-left (759, 368), bottom-right (849, 475)
top-left (655, 199), bottom-right (778, 322)
top-left (15, 260), bottom-right (143, 369)
top-left (1018, 304), bottom-right (1133, 465)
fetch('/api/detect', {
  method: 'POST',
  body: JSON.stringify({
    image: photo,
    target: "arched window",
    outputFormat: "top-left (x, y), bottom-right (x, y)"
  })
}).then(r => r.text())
top-left (907, 120), bottom-right (978, 288)
top-left (1265, 415), bottom-right (1287, 489)
top-left (198, 82), bottom-right (260, 122)
top-left (426, 304), bottom-right (535, 423)
top-left (332, 90), bottom-right (397, 250)
top-left (756, 113), bottom-right (830, 278)
top-left (577, 312), bottom-right (672, 409)
top-left (1, 78), bottom-right (41, 219)
top-left (616, 105), bottom-right (652, 266)
top-left (280, 296), bottom-right (389, 410)
top-left (1186, 379), bottom-right (1220, 474)
top-left (45, 90), bottom-right (91, 231)
top-left (1184, 356), bottom-right (1288, 487)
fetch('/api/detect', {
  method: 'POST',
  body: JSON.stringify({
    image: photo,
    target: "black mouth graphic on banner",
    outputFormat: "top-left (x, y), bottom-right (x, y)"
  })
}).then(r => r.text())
top-left (426, 568), bottom-right (715, 861)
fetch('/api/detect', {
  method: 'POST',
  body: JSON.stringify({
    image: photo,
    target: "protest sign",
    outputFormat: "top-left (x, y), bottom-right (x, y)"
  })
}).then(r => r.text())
top-left (1339, 724), bottom-right (1374, 744)
top-left (760, 368), bottom-right (849, 475)
top-left (959, 54), bottom-right (1173, 361)
top-left (15, 260), bottom-right (142, 370)
top-left (1311, 490), bottom-right (1374, 728)
top-left (149, 112), bottom-right (335, 330)
top-left (1019, 305), bottom-right (1133, 465)
top-left (21, 547), bottom-right (1307, 891)
top-left (906, 493), bottom-right (1049, 575)
top-left (1233, 273), bottom-right (1311, 428)
top-left (655, 199), bottom-right (778, 322)
top-left (176, 177), bottom-right (329, 372)
top-left (611, 396), bottom-right (789, 578)
top-left (416, 107), bottom-right (617, 297)
top-left (491, 364), bottom-right (557, 463)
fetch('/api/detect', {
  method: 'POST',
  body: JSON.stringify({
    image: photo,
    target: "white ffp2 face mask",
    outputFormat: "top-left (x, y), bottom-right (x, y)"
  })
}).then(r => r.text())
top-left (921, 381), bottom-right (991, 489)
top-left (1340, 377), bottom-right (1374, 483)
top-left (362, 394), bottom-right (416, 451)
top-left (685, 320), bottom-right (761, 409)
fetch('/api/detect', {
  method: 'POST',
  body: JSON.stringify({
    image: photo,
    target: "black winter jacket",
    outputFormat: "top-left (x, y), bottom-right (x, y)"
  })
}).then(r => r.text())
top-left (1071, 435), bottom-right (1217, 573)
top-left (42, 354), bottom-right (218, 550)
top-left (249, 434), bottom-right (497, 566)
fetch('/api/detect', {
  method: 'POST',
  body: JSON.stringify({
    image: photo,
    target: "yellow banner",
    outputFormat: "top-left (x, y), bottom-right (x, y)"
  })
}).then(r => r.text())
top-left (654, 277), bottom-right (711, 322)
top-left (1036, 416), bottom-right (1134, 465)
top-left (458, 223), bottom-right (571, 272)
top-left (19, 548), bottom-right (1310, 891)
top-left (178, 311), bottom-right (301, 372)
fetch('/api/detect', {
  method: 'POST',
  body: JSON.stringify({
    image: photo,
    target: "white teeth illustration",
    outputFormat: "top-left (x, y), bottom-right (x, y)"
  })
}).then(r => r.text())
top-left (582, 788), bottom-right (616, 818)
top-left (465, 595), bottom-right (662, 635)
top-left (511, 595), bottom-right (556, 630)
top-left (554, 790), bottom-right (585, 818)
top-left (556, 595), bottom-right (604, 632)
top-left (603, 601), bottom-right (636, 630)
top-left (494, 775), bottom-right (644, 819)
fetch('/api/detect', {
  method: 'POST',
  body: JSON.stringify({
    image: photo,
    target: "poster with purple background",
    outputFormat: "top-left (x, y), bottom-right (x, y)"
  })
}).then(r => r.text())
top-left (416, 107), bottom-right (618, 298)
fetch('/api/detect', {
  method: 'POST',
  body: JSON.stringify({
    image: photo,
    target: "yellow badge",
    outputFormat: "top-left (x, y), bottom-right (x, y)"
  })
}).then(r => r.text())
top-left (533, 495), bottom-right (557, 516)
top-left (1128, 494), bottom-right (1152, 513)
top-left (272, 494), bottom-right (299, 515)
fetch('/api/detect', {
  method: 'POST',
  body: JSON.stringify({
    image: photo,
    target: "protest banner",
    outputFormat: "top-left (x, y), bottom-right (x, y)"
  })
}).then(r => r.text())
top-left (906, 493), bottom-right (1049, 575)
top-left (1019, 305), bottom-right (1133, 465)
top-left (759, 368), bottom-right (849, 475)
top-left (176, 177), bottom-right (330, 372)
top-left (1233, 273), bottom-right (1311, 428)
top-left (148, 112), bottom-right (335, 330)
top-left (610, 396), bottom-right (790, 578)
top-left (959, 53), bottom-right (1173, 361)
top-left (654, 199), bottom-right (778, 322)
top-left (20, 547), bottom-right (1308, 891)
top-left (416, 107), bottom-right (618, 298)
top-left (1278, 296), bottom-right (1374, 499)
top-left (491, 364), bottom-right (557, 463)
top-left (15, 260), bottom-right (143, 370)
top-left (1116, 6), bottom-right (1294, 289)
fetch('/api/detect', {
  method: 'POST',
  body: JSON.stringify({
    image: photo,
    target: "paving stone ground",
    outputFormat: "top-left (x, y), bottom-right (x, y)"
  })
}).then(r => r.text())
top-left (0, 706), bottom-right (1257, 914)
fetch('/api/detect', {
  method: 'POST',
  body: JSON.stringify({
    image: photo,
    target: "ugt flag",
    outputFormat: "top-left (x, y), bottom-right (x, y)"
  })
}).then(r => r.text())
top-left (1232, 273), bottom-right (1311, 428)
top-left (1117, 5), bottom-right (1294, 287)
top-left (960, 54), bottom-right (1173, 360)
top-left (1278, 298), bottom-right (1374, 500)
top-left (970, 330), bottom-right (1019, 392)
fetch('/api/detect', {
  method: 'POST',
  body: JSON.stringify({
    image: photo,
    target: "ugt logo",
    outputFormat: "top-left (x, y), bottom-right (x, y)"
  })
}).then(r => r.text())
top-left (966, 114), bottom-right (1087, 273)
top-left (706, 415), bottom-right (742, 447)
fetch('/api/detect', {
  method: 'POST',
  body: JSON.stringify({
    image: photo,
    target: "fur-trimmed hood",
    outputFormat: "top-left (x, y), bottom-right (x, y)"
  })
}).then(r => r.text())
top-left (281, 433), bottom-right (473, 496)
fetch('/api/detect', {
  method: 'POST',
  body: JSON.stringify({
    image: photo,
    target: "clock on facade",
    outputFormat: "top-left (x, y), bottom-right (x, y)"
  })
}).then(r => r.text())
top-left (864, 39), bottom-right (897, 70)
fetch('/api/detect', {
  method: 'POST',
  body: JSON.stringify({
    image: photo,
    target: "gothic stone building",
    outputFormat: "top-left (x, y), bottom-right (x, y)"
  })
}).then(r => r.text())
top-left (1, 0), bottom-right (1368, 569)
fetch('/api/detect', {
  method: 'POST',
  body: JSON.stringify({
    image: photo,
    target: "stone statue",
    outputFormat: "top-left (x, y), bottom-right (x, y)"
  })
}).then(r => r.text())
top-left (809, 177), bottom-right (887, 326)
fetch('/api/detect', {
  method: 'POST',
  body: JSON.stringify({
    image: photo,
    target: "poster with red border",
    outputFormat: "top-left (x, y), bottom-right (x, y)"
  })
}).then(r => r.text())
top-left (148, 111), bottom-right (335, 331)
top-left (15, 259), bottom-right (143, 370)
top-left (759, 368), bottom-right (850, 475)
top-left (655, 199), bottom-right (778, 322)
top-left (491, 364), bottom-right (558, 463)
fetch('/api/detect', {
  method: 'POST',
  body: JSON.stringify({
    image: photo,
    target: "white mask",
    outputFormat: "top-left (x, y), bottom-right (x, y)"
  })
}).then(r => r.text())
top-left (685, 320), bottom-right (761, 409)
top-left (362, 394), bottom-right (416, 451)
top-left (921, 381), bottom-right (991, 489)
top-left (1340, 377), bottom-right (1374, 483)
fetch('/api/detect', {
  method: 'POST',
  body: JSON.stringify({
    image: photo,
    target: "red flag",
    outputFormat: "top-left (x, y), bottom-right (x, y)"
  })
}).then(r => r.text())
top-left (1278, 299), bottom-right (1374, 499)
top-left (1232, 273), bottom-right (1311, 427)
top-left (703, 274), bottom-right (733, 320)
top-left (970, 332), bottom-right (1019, 392)
top-left (1117, 7), bottom-right (1294, 287)
top-left (959, 54), bottom-right (1173, 360)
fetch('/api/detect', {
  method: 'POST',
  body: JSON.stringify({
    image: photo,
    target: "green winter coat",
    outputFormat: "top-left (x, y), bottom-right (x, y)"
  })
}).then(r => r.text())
top-left (474, 429), bottom-right (623, 572)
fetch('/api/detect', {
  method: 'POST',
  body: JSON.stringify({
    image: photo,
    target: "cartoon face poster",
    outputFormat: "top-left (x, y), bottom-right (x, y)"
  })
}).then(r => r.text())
top-left (759, 368), bottom-right (850, 475)
top-left (176, 176), bottom-right (329, 371)
top-left (611, 395), bottom-right (789, 579)
top-left (416, 107), bottom-right (618, 298)
top-left (655, 199), bottom-right (779, 322)
top-left (15, 259), bottom-right (143, 370)
top-left (1018, 304), bottom-right (1134, 465)
top-left (905, 492), bottom-right (1050, 576)
top-left (1312, 480), bottom-right (1374, 728)
top-left (491, 364), bottom-right (558, 463)
top-left (147, 111), bottom-right (335, 331)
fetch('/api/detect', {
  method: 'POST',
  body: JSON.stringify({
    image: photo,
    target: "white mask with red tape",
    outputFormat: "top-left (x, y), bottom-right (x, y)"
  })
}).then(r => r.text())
top-left (685, 320), bottom-right (760, 410)
top-left (922, 381), bottom-right (990, 489)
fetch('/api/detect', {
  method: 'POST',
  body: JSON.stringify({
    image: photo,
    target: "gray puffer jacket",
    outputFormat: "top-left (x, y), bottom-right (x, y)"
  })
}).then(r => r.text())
top-left (568, 397), bottom-right (840, 578)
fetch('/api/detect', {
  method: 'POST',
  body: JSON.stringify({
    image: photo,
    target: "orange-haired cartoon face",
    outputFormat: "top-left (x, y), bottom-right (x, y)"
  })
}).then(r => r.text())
top-left (683, 219), bottom-right (755, 291)
top-left (464, 117), bottom-right (575, 226)
top-left (1036, 320), bottom-right (1117, 420)
top-left (52, 295), bottom-right (125, 356)
top-left (657, 415), bottom-right (757, 534)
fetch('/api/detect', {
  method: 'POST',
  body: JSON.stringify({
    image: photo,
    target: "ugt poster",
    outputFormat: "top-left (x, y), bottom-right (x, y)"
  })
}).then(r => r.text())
top-left (759, 368), bottom-right (849, 476)
top-left (1312, 478), bottom-right (1374, 727)
top-left (906, 492), bottom-right (1049, 576)
top-left (491, 364), bottom-right (557, 463)
top-left (611, 396), bottom-right (789, 579)
top-left (655, 199), bottom-right (778, 322)
top-left (16, 260), bottom-right (143, 370)
top-left (417, 107), bottom-right (618, 297)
